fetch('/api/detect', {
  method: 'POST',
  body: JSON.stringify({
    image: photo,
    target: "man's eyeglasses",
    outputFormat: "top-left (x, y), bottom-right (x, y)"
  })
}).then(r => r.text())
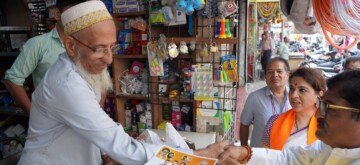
top-left (317, 98), bottom-right (360, 116)
top-left (71, 36), bottom-right (120, 57)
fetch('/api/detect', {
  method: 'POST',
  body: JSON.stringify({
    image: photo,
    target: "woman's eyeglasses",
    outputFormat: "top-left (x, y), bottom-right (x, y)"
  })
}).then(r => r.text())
top-left (317, 98), bottom-right (360, 116)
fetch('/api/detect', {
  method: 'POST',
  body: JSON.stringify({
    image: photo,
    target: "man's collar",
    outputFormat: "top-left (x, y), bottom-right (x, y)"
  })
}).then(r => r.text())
top-left (51, 26), bottom-right (65, 48)
top-left (51, 26), bottom-right (60, 39)
top-left (266, 86), bottom-right (289, 96)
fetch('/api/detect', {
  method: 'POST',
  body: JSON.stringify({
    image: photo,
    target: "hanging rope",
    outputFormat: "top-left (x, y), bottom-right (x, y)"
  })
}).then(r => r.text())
top-left (332, 0), bottom-right (360, 35)
top-left (313, 0), bottom-right (360, 50)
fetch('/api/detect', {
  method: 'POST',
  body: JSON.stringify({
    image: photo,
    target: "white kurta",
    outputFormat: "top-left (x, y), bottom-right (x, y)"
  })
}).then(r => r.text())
top-left (18, 53), bottom-right (169, 165)
top-left (248, 140), bottom-right (360, 165)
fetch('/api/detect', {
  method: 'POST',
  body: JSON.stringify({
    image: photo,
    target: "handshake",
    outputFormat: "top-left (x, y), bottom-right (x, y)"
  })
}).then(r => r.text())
top-left (194, 141), bottom-right (252, 165)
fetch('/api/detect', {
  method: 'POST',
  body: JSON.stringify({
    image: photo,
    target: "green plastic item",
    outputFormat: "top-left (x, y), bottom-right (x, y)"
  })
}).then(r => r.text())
top-left (225, 19), bottom-right (233, 38)
top-left (222, 70), bottom-right (228, 82)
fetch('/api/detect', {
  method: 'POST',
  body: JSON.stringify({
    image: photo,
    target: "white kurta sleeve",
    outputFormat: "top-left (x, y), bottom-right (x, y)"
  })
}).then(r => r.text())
top-left (247, 141), bottom-right (325, 165)
top-left (47, 71), bottom-right (163, 165)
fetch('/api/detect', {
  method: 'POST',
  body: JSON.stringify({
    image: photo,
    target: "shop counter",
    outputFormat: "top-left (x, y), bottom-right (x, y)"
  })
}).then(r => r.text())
top-left (151, 129), bottom-right (216, 150)
top-left (289, 52), bottom-right (305, 70)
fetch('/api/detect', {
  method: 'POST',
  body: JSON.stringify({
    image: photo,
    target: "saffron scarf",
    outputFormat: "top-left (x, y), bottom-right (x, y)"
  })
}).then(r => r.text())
top-left (269, 109), bottom-right (318, 150)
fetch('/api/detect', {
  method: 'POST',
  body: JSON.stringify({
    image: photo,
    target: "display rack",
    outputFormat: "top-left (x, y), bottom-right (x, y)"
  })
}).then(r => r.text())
top-left (112, 1), bottom-right (239, 142)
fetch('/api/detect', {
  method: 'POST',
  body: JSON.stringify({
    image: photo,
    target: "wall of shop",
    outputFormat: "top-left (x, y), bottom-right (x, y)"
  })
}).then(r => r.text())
top-left (3, 0), bottom-right (31, 26)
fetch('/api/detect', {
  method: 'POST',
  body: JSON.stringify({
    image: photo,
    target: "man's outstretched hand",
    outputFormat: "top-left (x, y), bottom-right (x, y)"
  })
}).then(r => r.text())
top-left (193, 141), bottom-right (229, 159)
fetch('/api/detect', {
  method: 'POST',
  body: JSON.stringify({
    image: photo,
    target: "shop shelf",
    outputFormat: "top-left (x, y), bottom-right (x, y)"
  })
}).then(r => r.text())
top-left (112, 11), bottom-right (147, 17)
top-left (113, 55), bottom-right (147, 59)
top-left (116, 94), bottom-right (149, 100)
top-left (157, 96), bottom-right (194, 103)
top-left (163, 37), bottom-right (239, 45)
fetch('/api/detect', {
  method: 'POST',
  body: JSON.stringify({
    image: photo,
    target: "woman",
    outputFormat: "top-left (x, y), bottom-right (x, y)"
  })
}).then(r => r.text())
top-left (262, 67), bottom-right (326, 150)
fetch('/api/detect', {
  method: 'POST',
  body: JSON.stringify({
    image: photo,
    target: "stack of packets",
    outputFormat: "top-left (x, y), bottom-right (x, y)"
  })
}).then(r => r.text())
top-left (136, 123), bottom-right (217, 165)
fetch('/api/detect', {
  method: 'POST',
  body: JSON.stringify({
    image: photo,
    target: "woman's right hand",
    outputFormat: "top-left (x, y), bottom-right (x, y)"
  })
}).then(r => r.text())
top-left (217, 145), bottom-right (248, 165)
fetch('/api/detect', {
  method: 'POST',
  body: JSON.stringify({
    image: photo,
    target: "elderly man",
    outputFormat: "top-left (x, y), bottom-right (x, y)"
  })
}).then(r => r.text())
top-left (218, 70), bottom-right (360, 164)
top-left (18, 1), bottom-right (226, 165)
top-left (240, 57), bottom-right (292, 147)
top-left (4, 0), bottom-right (85, 113)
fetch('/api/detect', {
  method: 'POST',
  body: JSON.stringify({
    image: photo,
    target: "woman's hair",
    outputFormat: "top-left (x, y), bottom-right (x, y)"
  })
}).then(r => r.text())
top-left (289, 67), bottom-right (326, 93)
top-left (327, 70), bottom-right (360, 120)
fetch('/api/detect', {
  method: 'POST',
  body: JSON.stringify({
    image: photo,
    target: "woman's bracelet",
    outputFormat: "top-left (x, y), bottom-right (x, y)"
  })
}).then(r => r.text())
top-left (238, 145), bottom-right (253, 164)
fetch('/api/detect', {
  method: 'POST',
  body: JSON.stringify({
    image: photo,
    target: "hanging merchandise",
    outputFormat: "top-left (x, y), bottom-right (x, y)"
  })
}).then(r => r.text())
top-left (280, 0), bottom-right (321, 34)
top-left (218, 18), bottom-right (226, 39)
top-left (176, 0), bottom-right (205, 15)
top-left (198, 42), bottom-right (209, 57)
top-left (157, 34), bottom-right (168, 60)
top-left (331, 0), bottom-right (360, 36)
top-left (177, 0), bottom-right (187, 11)
top-left (150, 2), bottom-right (166, 24)
top-left (185, 0), bottom-right (195, 15)
top-left (179, 41), bottom-right (189, 54)
top-left (218, 0), bottom-right (238, 17)
top-left (192, 64), bottom-right (214, 101)
top-left (312, 0), bottom-right (360, 50)
top-left (215, 19), bottom-right (221, 38)
top-left (210, 42), bottom-right (218, 53)
top-left (157, 43), bottom-right (168, 60)
top-left (147, 42), bottom-right (165, 76)
top-left (195, 100), bottom-right (221, 133)
top-left (188, 15), bottom-right (194, 35)
top-left (168, 42), bottom-right (179, 58)
top-left (257, 2), bottom-right (278, 23)
top-left (230, 15), bottom-right (238, 27)
top-left (221, 55), bottom-right (238, 82)
top-left (166, 9), bottom-right (187, 26)
top-left (162, 6), bottom-right (174, 21)
top-left (215, 18), bottom-right (233, 39)
top-left (198, 0), bottom-right (218, 18)
top-left (150, 11), bottom-right (166, 24)
top-left (129, 17), bottom-right (147, 32)
top-left (225, 19), bottom-right (232, 38)
top-left (222, 110), bottom-right (233, 131)
top-left (183, 67), bottom-right (193, 97)
top-left (189, 39), bottom-right (196, 51)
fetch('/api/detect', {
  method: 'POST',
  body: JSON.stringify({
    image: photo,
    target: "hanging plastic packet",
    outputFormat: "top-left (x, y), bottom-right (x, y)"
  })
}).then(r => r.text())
top-left (147, 42), bottom-right (165, 76)
top-left (162, 6), bottom-right (174, 21)
top-left (157, 43), bottom-right (168, 60)
top-left (179, 41), bottom-right (189, 54)
top-left (189, 39), bottom-right (196, 51)
top-left (168, 42), bottom-right (179, 58)
top-left (157, 34), bottom-right (168, 60)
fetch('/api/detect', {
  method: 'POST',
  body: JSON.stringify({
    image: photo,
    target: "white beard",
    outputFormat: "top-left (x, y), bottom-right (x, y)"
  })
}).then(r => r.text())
top-left (74, 52), bottom-right (113, 96)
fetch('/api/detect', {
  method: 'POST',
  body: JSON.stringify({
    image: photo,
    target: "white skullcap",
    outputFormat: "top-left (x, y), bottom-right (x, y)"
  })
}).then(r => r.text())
top-left (61, 0), bottom-right (112, 35)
